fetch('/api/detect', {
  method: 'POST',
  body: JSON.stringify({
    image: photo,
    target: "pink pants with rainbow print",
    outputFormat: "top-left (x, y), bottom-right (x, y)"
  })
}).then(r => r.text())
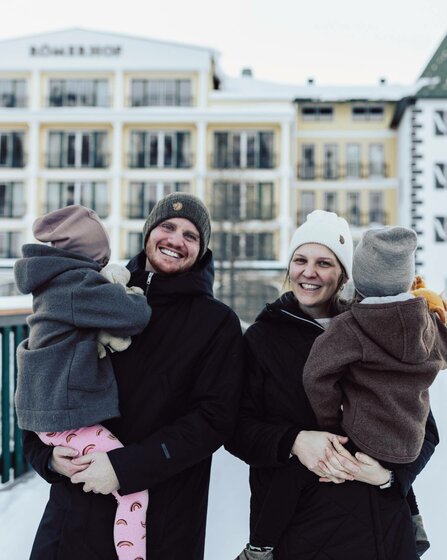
top-left (38, 424), bottom-right (148, 560)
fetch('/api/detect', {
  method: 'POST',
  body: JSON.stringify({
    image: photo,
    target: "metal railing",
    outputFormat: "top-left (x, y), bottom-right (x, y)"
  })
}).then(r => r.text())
top-left (297, 163), bottom-right (389, 180)
top-left (0, 312), bottom-right (30, 484)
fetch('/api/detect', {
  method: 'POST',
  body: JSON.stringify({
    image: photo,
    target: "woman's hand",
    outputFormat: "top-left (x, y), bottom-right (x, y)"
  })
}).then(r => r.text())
top-left (71, 451), bottom-right (120, 494)
top-left (318, 436), bottom-right (390, 486)
top-left (50, 446), bottom-right (87, 477)
top-left (291, 431), bottom-right (358, 483)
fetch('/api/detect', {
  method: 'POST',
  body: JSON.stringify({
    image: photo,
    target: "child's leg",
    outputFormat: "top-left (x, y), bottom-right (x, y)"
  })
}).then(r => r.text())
top-left (37, 425), bottom-right (148, 560)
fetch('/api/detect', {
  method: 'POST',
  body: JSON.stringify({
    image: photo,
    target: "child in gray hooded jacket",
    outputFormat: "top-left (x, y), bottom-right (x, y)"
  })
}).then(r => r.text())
top-left (14, 205), bottom-right (151, 560)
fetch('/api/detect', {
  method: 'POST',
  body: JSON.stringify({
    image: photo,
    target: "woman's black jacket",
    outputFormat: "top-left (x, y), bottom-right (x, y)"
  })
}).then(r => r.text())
top-left (227, 292), bottom-right (439, 560)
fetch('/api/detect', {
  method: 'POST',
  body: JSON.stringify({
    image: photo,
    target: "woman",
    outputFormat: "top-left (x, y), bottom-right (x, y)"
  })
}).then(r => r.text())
top-left (227, 210), bottom-right (438, 560)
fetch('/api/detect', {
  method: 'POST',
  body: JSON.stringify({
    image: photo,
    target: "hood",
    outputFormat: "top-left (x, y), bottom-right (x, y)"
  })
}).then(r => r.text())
top-left (351, 297), bottom-right (436, 364)
top-left (126, 248), bottom-right (215, 304)
top-left (14, 244), bottom-right (100, 294)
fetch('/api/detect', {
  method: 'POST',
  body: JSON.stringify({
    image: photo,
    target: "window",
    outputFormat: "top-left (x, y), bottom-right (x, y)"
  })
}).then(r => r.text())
top-left (0, 132), bottom-right (25, 167)
top-left (47, 131), bottom-right (108, 168)
top-left (127, 232), bottom-right (144, 258)
top-left (127, 182), bottom-right (189, 218)
top-left (211, 182), bottom-right (274, 221)
top-left (130, 79), bottom-right (192, 107)
top-left (346, 144), bottom-right (361, 178)
top-left (129, 131), bottom-right (192, 168)
top-left (212, 131), bottom-right (274, 169)
top-left (368, 144), bottom-right (385, 177)
top-left (323, 144), bottom-right (338, 179)
top-left (369, 192), bottom-right (385, 224)
top-left (48, 80), bottom-right (108, 107)
top-left (434, 217), bottom-right (447, 242)
top-left (212, 232), bottom-right (275, 260)
top-left (301, 105), bottom-right (333, 121)
top-left (352, 104), bottom-right (384, 120)
top-left (0, 232), bottom-right (21, 257)
top-left (0, 182), bottom-right (25, 217)
top-left (434, 111), bottom-right (447, 136)
top-left (434, 163), bottom-right (447, 189)
top-left (0, 80), bottom-right (26, 108)
top-left (346, 192), bottom-right (361, 226)
top-left (298, 191), bottom-right (315, 225)
top-left (46, 182), bottom-right (109, 217)
top-left (323, 192), bottom-right (338, 213)
top-left (299, 145), bottom-right (315, 179)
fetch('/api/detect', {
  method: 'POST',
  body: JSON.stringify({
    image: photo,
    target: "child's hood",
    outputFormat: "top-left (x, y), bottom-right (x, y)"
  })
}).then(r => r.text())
top-left (350, 297), bottom-right (437, 364)
top-left (14, 243), bottom-right (101, 294)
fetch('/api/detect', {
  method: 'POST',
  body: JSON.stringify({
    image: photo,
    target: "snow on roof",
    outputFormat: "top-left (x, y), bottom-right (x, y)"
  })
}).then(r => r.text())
top-left (214, 75), bottom-right (415, 102)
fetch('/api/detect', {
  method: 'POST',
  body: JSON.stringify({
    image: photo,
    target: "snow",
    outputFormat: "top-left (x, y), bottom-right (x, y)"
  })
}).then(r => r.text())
top-left (1, 374), bottom-right (446, 559)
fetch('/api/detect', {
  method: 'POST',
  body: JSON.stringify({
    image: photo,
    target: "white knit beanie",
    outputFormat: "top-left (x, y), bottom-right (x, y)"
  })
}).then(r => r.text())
top-left (288, 210), bottom-right (353, 278)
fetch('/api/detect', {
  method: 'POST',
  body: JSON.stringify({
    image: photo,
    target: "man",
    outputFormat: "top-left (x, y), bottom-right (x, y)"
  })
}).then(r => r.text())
top-left (23, 193), bottom-right (244, 560)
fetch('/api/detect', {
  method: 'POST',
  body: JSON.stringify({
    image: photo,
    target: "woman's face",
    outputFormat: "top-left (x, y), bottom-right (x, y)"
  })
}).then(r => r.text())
top-left (288, 243), bottom-right (345, 318)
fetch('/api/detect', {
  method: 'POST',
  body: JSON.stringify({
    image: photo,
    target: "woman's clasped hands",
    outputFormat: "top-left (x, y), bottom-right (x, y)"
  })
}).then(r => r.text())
top-left (291, 431), bottom-right (390, 486)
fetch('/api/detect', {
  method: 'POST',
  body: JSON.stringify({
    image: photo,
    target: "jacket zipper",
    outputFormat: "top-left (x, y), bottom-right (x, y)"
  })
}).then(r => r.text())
top-left (280, 309), bottom-right (325, 331)
top-left (145, 272), bottom-right (154, 296)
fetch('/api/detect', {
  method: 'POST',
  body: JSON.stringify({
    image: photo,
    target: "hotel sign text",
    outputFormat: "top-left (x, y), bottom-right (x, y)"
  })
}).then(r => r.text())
top-left (30, 45), bottom-right (122, 57)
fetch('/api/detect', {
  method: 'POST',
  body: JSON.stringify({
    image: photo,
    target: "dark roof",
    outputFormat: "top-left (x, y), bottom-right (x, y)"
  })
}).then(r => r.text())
top-left (417, 34), bottom-right (447, 98)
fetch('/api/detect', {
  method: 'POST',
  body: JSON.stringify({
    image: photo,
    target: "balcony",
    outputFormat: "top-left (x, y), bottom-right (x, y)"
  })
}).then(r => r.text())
top-left (0, 203), bottom-right (26, 218)
top-left (297, 163), bottom-right (389, 180)
top-left (0, 154), bottom-right (27, 169)
top-left (297, 210), bottom-right (389, 227)
top-left (127, 152), bottom-right (193, 169)
top-left (211, 203), bottom-right (277, 221)
top-left (45, 153), bottom-right (110, 169)
top-left (210, 153), bottom-right (276, 170)
top-left (46, 95), bottom-right (111, 108)
top-left (127, 95), bottom-right (194, 108)
top-left (0, 95), bottom-right (28, 108)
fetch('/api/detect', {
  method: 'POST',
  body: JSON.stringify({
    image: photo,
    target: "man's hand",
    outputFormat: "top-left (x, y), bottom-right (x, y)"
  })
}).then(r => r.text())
top-left (50, 446), bottom-right (87, 477)
top-left (71, 451), bottom-right (120, 495)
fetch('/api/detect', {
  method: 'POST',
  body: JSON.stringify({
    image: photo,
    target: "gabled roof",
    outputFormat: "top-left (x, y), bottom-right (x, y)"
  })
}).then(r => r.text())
top-left (417, 33), bottom-right (447, 98)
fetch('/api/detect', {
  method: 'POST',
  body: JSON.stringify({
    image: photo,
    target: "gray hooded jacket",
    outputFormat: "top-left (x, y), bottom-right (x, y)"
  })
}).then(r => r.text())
top-left (14, 243), bottom-right (151, 432)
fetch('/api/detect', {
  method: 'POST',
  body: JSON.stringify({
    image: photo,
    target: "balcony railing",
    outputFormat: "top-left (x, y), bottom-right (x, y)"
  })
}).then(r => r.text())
top-left (46, 95), bottom-right (111, 108)
top-left (0, 312), bottom-right (30, 484)
top-left (127, 95), bottom-right (194, 107)
top-left (127, 203), bottom-right (155, 219)
top-left (45, 153), bottom-right (110, 169)
top-left (0, 96), bottom-right (28, 108)
top-left (210, 153), bottom-right (276, 170)
top-left (297, 210), bottom-right (389, 227)
top-left (44, 203), bottom-right (110, 219)
top-left (211, 204), bottom-right (277, 221)
top-left (0, 154), bottom-right (27, 169)
top-left (127, 152), bottom-right (193, 169)
top-left (297, 163), bottom-right (389, 180)
top-left (0, 204), bottom-right (26, 219)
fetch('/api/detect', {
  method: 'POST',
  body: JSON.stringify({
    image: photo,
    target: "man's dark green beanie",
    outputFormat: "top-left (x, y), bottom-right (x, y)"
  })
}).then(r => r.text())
top-left (142, 193), bottom-right (211, 260)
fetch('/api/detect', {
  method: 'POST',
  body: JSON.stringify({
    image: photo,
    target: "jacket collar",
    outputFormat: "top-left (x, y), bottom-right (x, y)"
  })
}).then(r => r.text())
top-left (126, 249), bottom-right (215, 304)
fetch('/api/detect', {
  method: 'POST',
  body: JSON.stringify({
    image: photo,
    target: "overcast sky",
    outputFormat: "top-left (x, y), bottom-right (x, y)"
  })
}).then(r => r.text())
top-left (2, 0), bottom-right (447, 86)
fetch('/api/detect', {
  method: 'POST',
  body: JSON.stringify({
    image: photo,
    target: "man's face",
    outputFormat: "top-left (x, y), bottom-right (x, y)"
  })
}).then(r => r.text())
top-left (145, 217), bottom-right (201, 275)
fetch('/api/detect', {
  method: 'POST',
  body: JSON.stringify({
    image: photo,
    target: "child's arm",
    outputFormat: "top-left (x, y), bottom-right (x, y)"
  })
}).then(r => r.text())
top-left (72, 269), bottom-right (151, 336)
top-left (303, 317), bottom-right (363, 432)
